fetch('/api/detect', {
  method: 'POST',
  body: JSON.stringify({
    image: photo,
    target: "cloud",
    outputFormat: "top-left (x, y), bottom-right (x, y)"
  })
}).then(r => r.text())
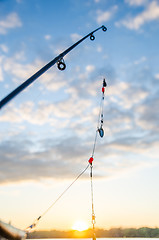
top-left (0, 12), bottom-right (22, 34)
top-left (136, 93), bottom-right (159, 131)
top-left (133, 56), bottom-right (147, 65)
top-left (0, 92), bottom-right (93, 128)
top-left (0, 56), bottom-right (4, 81)
top-left (85, 65), bottom-right (95, 73)
top-left (97, 45), bottom-right (102, 53)
top-left (0, 67), bottom-right (3, 82)
top-left (70, 33), bottom-right (82, 42)
top-left (2, 51), bottom-right (65, 91)
top-left (0, 44), bottom-right (9, 53)
top-left (1, 55), bottom-right (159, 185)
top-left (117, 1), bottom-right (159, 30)
top-left (96, 5), bottom-right (118, 24)
top-left (1, 74), bottom-right (158, 185)
top-left (125, 0), bottom-right (148, 6)
top-left (155, 73), bottom-right (159, 79)
top-left (2, 51), bottom-right (52, 84)
top-left (116, 84), bottom-right (148, 109)
top-left (0, 104), bottom-right (158, 185)
top-left (39, 69), bottom-right (66, 91)
top-left (0, 134), bottom-right (91, 184)
top-left (44, 35), bottom-right (51, 40)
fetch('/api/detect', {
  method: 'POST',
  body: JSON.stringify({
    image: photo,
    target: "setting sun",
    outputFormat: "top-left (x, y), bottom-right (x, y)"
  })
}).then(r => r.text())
top-left (72, 220), bottom-right (88, 231)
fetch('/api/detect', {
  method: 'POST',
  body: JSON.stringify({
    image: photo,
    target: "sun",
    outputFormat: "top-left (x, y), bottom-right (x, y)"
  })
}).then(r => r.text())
top-left (72, 220), bottom-right (88, 231)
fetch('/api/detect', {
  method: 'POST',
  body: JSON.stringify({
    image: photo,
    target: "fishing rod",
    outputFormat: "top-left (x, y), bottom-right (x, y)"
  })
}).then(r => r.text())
top-left (0, 25), bottom-right (107, 110)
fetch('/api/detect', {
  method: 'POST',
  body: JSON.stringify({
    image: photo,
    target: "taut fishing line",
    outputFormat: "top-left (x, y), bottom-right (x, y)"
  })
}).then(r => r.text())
top-left (26, 79), bottom-right (107, 240)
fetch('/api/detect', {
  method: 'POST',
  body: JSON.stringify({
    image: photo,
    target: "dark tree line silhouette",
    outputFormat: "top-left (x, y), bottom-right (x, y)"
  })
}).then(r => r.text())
top-left (27, 227), bottom-right (159, 238)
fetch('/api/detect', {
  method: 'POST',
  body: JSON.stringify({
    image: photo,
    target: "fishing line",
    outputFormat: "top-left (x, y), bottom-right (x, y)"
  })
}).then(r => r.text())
top-left (26, 164), bottom-right (89, 231)
top-left (26, 78), bottom-right (107, 235)
top-left (92, 91), bottom-right (105, 157)
top-left (88, 78), bottom-right (107, 240)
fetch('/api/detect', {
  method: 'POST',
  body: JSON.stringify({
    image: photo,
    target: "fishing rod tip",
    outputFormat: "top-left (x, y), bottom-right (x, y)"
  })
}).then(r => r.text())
top-left (101, 25), bottom-right (107, 31)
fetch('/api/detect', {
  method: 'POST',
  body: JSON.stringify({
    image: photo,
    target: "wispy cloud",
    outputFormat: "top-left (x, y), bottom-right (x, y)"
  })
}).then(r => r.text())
top-left (0, 105), bottom-right (158, 184)
top-left (0, 67), bottom-right (158, 184)
top-left (3, 56), bottom-right (38, 82)
top-left (0, 134), bottom-right (91, 184)
top-left (1, 50), bottom-right (67, 93)
top-left (0, 56), bottom-right (4, 81)
top-left (117, 1), bottom-right (159, 30)
top-left (85, 65), bottom-right (95, 73)
top-left (0, 44), bottom-right (9, 53)
top-left (136, 94), bottom-right (159, 131)
top-left (0, 41), bottom-right (158, 185)
top-left (44, 35), bottom-right (51, 40)
top-left (155, 73), bottom-right (159, 79)
top-left (96, 5), bottom-right (118, 24)
top-left (125, 0), bottom-right (148, 6)
top-left (0, 12), bottom-right (22, 34)
top-left (0, 93), bottom-right (92, 126)
top-left (134, 56), bottom-right (147, 65)
top-left (70, 33), bottom-right (82, 42)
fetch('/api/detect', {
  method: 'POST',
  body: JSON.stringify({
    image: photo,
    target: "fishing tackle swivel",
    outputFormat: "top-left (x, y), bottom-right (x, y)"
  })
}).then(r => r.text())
top-left (98, 78), bottom-right (107, 138)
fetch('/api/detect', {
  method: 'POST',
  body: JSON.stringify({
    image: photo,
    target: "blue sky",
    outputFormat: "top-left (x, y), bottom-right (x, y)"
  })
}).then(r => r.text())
top-left (0, 0), bottom-right (159, 231)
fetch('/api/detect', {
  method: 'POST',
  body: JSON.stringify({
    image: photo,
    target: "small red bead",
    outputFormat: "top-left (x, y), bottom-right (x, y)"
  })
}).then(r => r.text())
top-left (88, 157), bottom-right (94, 164)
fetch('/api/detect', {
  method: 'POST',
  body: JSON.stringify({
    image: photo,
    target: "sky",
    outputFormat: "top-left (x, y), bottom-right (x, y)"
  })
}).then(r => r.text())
top-left (0, 0), bottom-right (159, 232)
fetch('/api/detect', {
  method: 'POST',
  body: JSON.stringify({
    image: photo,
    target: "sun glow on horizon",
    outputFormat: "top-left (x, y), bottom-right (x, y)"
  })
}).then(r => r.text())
top-left (72, 220), bottom-right (88, 231)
